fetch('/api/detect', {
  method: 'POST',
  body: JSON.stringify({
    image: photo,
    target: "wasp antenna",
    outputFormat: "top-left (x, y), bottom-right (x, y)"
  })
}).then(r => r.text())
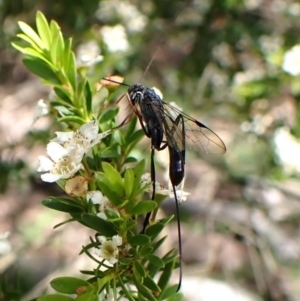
top-left (139, 46), bottom-right (161, 83)
top-left (102, 77), bottom-right (130, 87)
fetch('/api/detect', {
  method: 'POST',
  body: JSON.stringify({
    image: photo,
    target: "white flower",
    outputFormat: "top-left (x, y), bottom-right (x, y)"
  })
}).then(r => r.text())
top-left (87, 190), bottom-right (119, 219)
top-left (33, 99), bottom-right (49, 123)
top-left (87, 190), bottom-right (105, 204)
top-left (100, 25), bottom-right (129, 52)
top-left (274, 127), bottom-right (300, 174)
top-left (282, 45), bottom-right (300, 76)
top-left (169, 186), bottom-right (190, 202)
top-left (76, 40), bottom-right (103, 67)
top-left (0, 232), bottom-right (11, 255)
top-left (38, 122), bottom-right (111, 182)
top-left (37, 142), bottom-right (82, 182)
top-left (141, 173), bottom-right (190, 203)
top-left (53, 122), bottom-right (110, 161)
top-left (95, 235), bottom-right (122, 264)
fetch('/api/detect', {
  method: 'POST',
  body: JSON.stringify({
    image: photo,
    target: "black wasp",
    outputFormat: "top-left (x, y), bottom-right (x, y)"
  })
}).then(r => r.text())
top-left (103, 78), bottom-right (226, 291)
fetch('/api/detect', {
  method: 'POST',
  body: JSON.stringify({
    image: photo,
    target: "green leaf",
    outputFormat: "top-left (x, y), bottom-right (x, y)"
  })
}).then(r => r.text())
top-left (15, 33), bottom-right (43, 53)
top-left (124, 115), bottom-right (137, 140)
top-left (54, 86), bottom-right (73, 104)
top-left (67, 52), bottom-right (77, 91)
top-left (133, 275), bottom-right (157, 301)
top-left (18, 21), bottom-right (44, 49)
top-left (100, 147), bottom-right (121, 159)
top-left (36, 11), bottom-right (51, 49)
top-left (63, 38), bottom-right (72, 72)
top-left (76, 293), bottom-right (98, 301)
top-left (144, 276), bottom-right (161, 292)
top-left (133, 261), bottom-right (146, 278)
top-left (133, 159), bottom-right (146, 181)
top-left (23, 57), bottom-right (60, 83)
top-left (158, 261), bottom-right (176, 291)
top-left (129, 159), bottom-right (147, 197)
top-left (166, 291), bottom-right (184, 301)
top-left (129, 201), bottom-right (157, 215)
top-left (37, 295), bottom-right (74, 301)
top-left (96, 180), bottom-right (121, 206)
top-left (139, 246), bottom-right (153, 257)
top-left (125, 219), bottom-right (137, 231)
top-left (99, 108), bottom-right (119, 124)
top-left (104, 209), bottom-right (122, 220)
top-left (50, 277), bottom-right (91, 294)
top-left (124, 168), bottom-right (134, 199)
top-left (145, 223), bottom-right (164, 238)
top-left (124, 156), bottom-right (138, 163)
top-left (145, 254), bottom-right (165, 269)
top-left (85, 80), bottom-right (92, 115)
top-left (81, 213), bottom-right (117, 236)
top-left (119, 257), bottom-right (134, 265)
top-left (126, 129), bottom-right (145, 152)
top-left (50, 30), bottom-right (64, 66)
top-left (161, 249), bottom-right (179, 265)
top-left (128, 234), bottom-right (150, 246)
top-left (101, 163), bottom-right (124, 196)
top-left (12, 45), bottom-right (57, 70)
top-left (49, 19), bottom-right (58, 35)
top-left (151, 236), bottom-right (167, 253)
top-left (57, 116), bottom-right (85, 124)
top-left (13, 38), bottom-right (42, 55)
top-left (42, 197), bottom-right (84, 213)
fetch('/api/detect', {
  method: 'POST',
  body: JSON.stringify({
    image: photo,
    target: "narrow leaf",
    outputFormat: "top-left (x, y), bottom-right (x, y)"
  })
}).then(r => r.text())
top-left (128, 234), bottom-right (150, 246)
top-left (18, 21), bottom-right (44, 49)
top-left (81, 213), bottom-right (117, 236)
top-left (129, 201), bottom-right (157, 215)
top-left (23, 57), bottom-right (60, 83)
top-left (50, 30), bottom-right (65, 66)
top-left (85, 80), bottom-right (92, 115)
top-left (133, 275), bottom-right (157, 301)
top-left (54, 86), bottom-right (73, 104)
top-left (42, 197), bottom-right (83, 213)
top-left (101, 163), bottom-right (124, 196)
top-left (57, 116), bottom-right (85, 124)
top-left (158, 261), bottom-right (175, 291)
top-left (14, 34), bottom-right (44, 53)
top-left (50, 277), bottom-right (91, 294)
top-left (124, 169), bottom-right (134, 199)
top-left (158, 285), bottom-right (182, 301)
top-left (63, 38), bottom-right (72, 72)
top-left (143, 276), bottom-right (161, 292)
top-left (36, 11), bottom-right (51, 49)
top-left (145, 254), bottom-right (165, 269)
top-left (145, 223), bottom-right (164, 238)
top-left (67, 52), bottom-right (77, 92)
top-left (37, 295), bottom-right (74, 301)
top-left (133, 261), bottom-right (146, 278)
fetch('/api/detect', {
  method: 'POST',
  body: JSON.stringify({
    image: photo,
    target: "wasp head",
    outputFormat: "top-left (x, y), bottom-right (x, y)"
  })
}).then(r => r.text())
top-left (128, 84), bottom-right (146, 105)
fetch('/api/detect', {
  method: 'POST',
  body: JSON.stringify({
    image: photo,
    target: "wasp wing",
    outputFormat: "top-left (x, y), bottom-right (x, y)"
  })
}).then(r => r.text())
top-left (161, 101), bottom-right (226, 155)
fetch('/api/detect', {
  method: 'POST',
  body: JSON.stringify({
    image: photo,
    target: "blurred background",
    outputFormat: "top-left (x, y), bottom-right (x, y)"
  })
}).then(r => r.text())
top-left (1, 0), bottom-right (300, 300)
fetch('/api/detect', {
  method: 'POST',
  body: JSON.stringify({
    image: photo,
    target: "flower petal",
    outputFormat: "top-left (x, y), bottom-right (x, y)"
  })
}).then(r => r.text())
top-left (41, 173), bottom-right (61, 183)
top-left (37, 156), bottom-right (53, 172)
top-left (87, 190), bottom-right (104, 204)
top-left (47, 142), bottom-right (68, 162)
top-left (53, 131), bottom-right (74, 144)
top-left (112, 235), bottom-right (122, 246)
top-left (80, 121), bottom-right (98, 141)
